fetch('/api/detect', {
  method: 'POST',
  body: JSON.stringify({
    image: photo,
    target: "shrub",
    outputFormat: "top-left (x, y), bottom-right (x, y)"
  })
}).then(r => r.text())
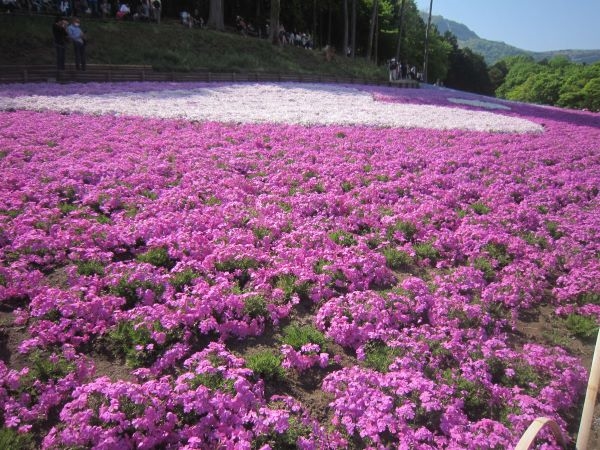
top-left (470, 201), bottom-right (491, 215)
top-left (382, 246), bottom-right (412, 270)
top-left (246, 349), bottom-right (285, 381)
top-left (414, 242), bottom-right (440, 264)
top-left (170, 269), bottom-right (200, 292)
top-left (363, 340), bottom-right (402, 373)
top-left (136, 247), bottom-right (174, 268)
top-left (103, 321), bottom-right (176, 368)
top-left (214, 256), bottom-right (260, 272)
top-left (110, 276), bottom-right (165, 310)
top-left (473, 257), bottom-right (495, 282)
top-left (566, 314), bottom-right (599, 340)
top-left (0, 427), bottom-right (35, 450)
top-left (340, 181), bottom-right (353, 192)
top-left (189, 372), bottom-right (236, 394)
top-left (243, 295), bottom-right (268, 319)
top-left (280, 324), bottom-right (326, 350)
top-left (328, 230), bottom-right (357, 247)
top-left (386, 220), bottom-right (417, 242)
top-left (76, 260), bottom-right (105, 277)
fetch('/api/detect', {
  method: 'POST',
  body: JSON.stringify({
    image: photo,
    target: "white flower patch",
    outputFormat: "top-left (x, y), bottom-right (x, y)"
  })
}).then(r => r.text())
top-left (447, 97), bottom-right (511, 111)
top-left (0, 83), bottom-right (542, 133)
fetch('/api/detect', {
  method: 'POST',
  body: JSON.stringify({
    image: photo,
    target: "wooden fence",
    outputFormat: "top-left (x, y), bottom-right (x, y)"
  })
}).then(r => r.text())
top-left (0, 64), bottom-right (420, 88)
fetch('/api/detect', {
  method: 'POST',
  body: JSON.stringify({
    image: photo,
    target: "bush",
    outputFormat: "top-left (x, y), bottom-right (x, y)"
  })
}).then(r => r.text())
top-left (170, 269), bottom-right (200, 292)
top-left (363, 340), bottom-right (402, 373)
top-left (414, 242), bottom-right (440, 264)
top-left (243, 295), bottom-right (268, 319)
top-left (566, 314), bottom-right (599, 340)
top-left (76, 260), bottom-right (105, 277)
top-left (246, 349), bottom-right (285, 381)
top-left (136, 247), bottom-right (174, 268)
top-left (386, 220), bottom-right (418, 242)
top-left (280, 324), bottom-right (326, 350)
top-left (382, 246), bottom-right (412, 270)
top-left (0, 427), bottom-right (35, 450)
top-left (329, 229), bottom-right (357, 247)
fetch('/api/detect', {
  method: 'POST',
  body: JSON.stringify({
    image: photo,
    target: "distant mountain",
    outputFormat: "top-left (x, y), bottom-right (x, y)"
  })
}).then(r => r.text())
top-left (425, 14), bottom-right (600, 65)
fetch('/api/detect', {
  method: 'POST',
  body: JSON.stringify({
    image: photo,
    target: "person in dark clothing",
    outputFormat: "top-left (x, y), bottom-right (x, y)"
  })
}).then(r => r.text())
top-left (53, 17), bottom-right (69, 71)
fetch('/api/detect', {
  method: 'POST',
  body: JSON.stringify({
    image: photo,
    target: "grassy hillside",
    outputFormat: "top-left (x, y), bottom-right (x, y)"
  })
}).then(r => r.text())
top-left (0, 14), bottom-right (386, 79)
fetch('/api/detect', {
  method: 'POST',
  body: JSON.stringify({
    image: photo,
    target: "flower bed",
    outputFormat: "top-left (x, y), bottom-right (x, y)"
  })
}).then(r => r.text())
top-left (0, 82), bottom-right (599, 449)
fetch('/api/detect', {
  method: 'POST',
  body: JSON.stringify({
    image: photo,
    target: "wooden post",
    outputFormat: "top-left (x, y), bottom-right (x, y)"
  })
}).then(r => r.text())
top-left (577, 330), bottom-right (600, 450)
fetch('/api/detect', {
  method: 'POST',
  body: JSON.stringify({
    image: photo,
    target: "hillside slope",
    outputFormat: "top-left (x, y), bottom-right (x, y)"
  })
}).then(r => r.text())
top-left (0, 14), bottom-right (386, 80)
top-left (428, 14), bottom-right (600, 65)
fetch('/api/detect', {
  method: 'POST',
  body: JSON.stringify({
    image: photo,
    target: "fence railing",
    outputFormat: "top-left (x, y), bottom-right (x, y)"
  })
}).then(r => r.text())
top-left (0, 64), bottom-right (420, 88)
top-left (515, 330), bottom-right (600, 450)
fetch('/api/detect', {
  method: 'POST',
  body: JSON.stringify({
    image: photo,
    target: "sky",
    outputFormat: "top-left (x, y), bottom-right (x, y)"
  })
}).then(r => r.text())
top-left (413, 0), bottom-right (600, 52)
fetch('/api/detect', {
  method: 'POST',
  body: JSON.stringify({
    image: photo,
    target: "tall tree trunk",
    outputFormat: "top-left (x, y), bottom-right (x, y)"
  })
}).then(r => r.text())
top-left (343, 0), bottom-right (349, 55)
top-left (270, 0), bottom-right (281, 45)
top-left (207, 0), bottom-right (224, 30)
top-left (423, 0), bottom-right (433, 83)
top-left (366, 0), bottom-right (378, 62)
top-left (313, 0), bottom-right (317, 47)
top-left (327, 2), bottom-right (332, 45)
top-left (256, 0), bottom-right (262, 38)
top-left (374, 10), bottom-right (379, 64)
top-left (395, 0), bottom-right (406, 61)
top-left (351, 0), bottom-right (356, 58)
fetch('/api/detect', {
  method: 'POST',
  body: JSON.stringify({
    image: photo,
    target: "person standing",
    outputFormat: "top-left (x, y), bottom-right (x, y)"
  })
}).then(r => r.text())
top-left (67, 17), bottom-right (86, 71)
top-left (52, 16), bottom-right (69, 71)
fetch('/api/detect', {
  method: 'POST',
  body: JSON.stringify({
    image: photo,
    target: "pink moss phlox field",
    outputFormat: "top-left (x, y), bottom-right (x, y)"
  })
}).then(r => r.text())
top-left (1, 82), bottom-right (599, 449)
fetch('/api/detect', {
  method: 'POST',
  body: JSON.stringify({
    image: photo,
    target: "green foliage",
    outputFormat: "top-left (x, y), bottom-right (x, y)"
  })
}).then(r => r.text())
top-left (253, 226), bottom-right (271, 240)
top-left (483, 242), bottom-right (512, 268)
top-left (0, 427), bottom-right (35, 450)
top-left (76, 260), bottom-right (105, 277)
top-left (25, 351), bottom-right (75, 384)
top-left (363, 340), bottom-right (402, 373)
top-left (58, 201), bottom-right (78, 215)
top-left (382, 246), bottom-right (412, 270)
top-left (170, 268), bottom-right (200, 292)
top-left (313, 258), bottom-right (331, 275)
top-left (0, 209), bottom-right (22, 219)
top-left (280, 324), bottom-right (326, 351)
top-left (243, 295), bottom-right (269, 319)
top-left (189, 372), bottom-right (236, 394)
top-left (494, 55), bottom-right (600, 111)
top-left (413, 242), bottom-right (440, 264)
top-left (329, 229), bottom-right (357, 247)
top-left (566, 314), bottom-right (599, 340)
top-left (253, 416), bottom-right (311, 449)
top-left (273, 273), bottom-right (311, 302)
top-left (215, 256), bottom-right (260, 272)
top-left (545, 221), bottom-right (564, 240)
top-left (246, 350), bottom-right (285, 381)
top-left (136, 247), bottom-right (174, 268)
top-left (473, 257), bottom-right (495, 282)
top-left (110, 275), bottom-right (165, 310)
top-left (576, 292), bottom-right (600, 306)
top-left (340, 181), bottom-right (354, 193)
top-left (103, 321), bottom-right (176, 368)
top-left (470, 201), bottom-right (491, 215)
top-left (386, 219), bottom-right (418, 242)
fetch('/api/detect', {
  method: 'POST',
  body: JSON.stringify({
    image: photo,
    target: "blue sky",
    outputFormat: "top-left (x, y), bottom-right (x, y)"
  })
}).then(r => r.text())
top-left (414, 0), bottom-right (600, 52)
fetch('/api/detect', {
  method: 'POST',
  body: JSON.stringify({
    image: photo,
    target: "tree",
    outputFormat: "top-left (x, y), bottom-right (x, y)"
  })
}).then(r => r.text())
top-left (207, 0), bottom-right (224, 31)
top-left (350, 0), bottom-right (356, 58)
top-left (270, 0), bottom-right (281, 45)
top-left (394, 0), bottom-right (406, 61)
top-left (343, 0), bottom-right (349, 55)
top-left (366, 0), bottom-right (379, 62)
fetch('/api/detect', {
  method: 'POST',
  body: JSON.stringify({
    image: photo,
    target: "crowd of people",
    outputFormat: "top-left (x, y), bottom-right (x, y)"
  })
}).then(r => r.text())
top-left (387, 58), bottom-right (422, 82)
